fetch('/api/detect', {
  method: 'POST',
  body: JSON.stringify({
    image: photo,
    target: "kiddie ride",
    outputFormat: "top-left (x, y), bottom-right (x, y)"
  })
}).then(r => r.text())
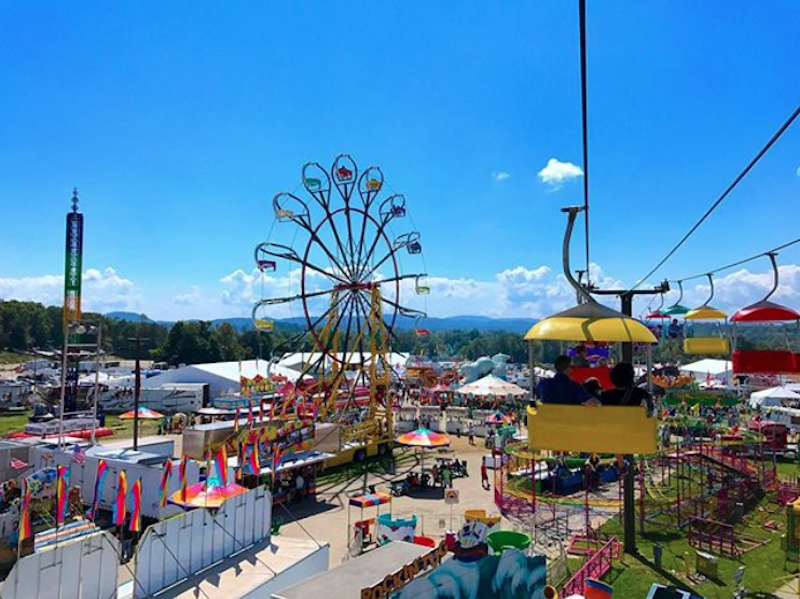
top-left (251, 155), bottom-right (429, 469)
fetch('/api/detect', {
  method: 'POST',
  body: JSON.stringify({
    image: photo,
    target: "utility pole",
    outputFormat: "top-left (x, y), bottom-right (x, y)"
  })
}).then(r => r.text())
top-left (128, 333), bottom-right (148, 451)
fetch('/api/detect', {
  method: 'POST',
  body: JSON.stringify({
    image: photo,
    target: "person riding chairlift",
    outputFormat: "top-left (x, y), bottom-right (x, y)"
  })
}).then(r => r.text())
top-left (600, 362), bottom-right (654, 414)
top-left (536, 355), bottom-right (591, 405)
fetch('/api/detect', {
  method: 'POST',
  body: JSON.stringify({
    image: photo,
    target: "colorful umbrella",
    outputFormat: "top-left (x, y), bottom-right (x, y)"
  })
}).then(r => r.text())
top-left (396, 427), bottom-right (450, 448)
top-left (168, 482), bottom-right (248, 509)
top-left (120, 407), bottom-right (165, 420)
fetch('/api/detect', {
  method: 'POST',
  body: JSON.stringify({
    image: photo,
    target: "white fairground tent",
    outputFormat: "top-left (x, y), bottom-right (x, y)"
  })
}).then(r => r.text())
top-left (748, 386), bottom-right (800, 409)
top-left (456, 374), bottom-right (527, 399)
top-left (143, 360), bottom-right (301, 398)
top-left (679, 359), bottom-right (733, 385)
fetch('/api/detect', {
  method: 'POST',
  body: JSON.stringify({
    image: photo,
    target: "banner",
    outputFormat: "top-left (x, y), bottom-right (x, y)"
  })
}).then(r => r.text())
top-left (240, 375), bottom-right (274, 398)
top-left (63, 208), bottom-right (83, 325)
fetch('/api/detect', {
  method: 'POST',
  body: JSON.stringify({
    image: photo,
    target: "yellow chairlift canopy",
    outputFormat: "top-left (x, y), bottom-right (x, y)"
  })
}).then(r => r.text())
top-left (684, 305), bottom-right (728, 321)
top-left (527, 404), bottom-right (657, 454)
top-left (525, 302), bottom-right (657, 344)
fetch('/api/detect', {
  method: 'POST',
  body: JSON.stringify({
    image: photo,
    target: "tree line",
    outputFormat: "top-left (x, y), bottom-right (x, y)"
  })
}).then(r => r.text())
top-left (2, 299), bottom-right (792, 368)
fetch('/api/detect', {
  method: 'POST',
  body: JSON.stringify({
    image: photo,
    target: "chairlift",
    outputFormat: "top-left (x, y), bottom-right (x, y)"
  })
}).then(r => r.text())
top-left (524, 206), bottom-right (658, 455)
top-left (731, 252), bottom-right (800, 374)
top-left (682, 274), bottom-right (730, 355)
top-left (663, 281), bottom-right (690, 316)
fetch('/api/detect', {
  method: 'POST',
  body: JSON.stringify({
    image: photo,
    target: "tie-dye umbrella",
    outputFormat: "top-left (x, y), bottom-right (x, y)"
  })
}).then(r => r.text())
top-left (168, 482), bottom-right (248, 509)
top-left (119, 407), bottom-right (165, 420)
top-left (396, 428), bottom-right (450, 481)
top-left (396, 427), bottom-right (450, 448)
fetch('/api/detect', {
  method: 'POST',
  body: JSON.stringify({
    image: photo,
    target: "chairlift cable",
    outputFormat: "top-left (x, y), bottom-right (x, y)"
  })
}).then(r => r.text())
top-left (632, 100), bottom-right (800, 290)
top-left (668, 235), bottom-right (800, 283)
top-left (579, 0), bottom-right (591, 283)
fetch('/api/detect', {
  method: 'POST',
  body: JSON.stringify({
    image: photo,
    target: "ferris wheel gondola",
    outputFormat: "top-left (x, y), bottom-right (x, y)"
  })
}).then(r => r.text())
top-left (252, 155), bottom-right (428, 431)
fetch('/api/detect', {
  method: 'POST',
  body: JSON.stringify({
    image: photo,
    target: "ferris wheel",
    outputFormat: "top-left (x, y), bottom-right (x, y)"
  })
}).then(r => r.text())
top-left (252, 154), bottom-right (428, 421)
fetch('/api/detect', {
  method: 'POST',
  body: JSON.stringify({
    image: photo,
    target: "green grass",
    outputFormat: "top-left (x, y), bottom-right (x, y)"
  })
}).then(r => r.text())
top-left (0, 351), bottom-right (24, 365)
top-left (596, 497), bottom-right (791, 598)
top-left (777, 458), bottom-right (799, 479)
top-left (0, 413), bottom-right (30, 436)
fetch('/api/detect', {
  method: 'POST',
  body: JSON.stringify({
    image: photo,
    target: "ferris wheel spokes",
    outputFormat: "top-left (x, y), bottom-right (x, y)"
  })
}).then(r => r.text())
top-left (255, 242), bottom-right (349, 285)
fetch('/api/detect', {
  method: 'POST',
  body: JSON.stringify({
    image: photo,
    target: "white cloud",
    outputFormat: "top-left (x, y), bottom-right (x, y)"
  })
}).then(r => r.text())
top-left (173, 285), bottom-right (202, 306)
top-left (491, 170), bottom-right (510, 182)
top-left (0, 267), bottom-right (140, 313)
top-left (537, 158), bottom-right (584, 189)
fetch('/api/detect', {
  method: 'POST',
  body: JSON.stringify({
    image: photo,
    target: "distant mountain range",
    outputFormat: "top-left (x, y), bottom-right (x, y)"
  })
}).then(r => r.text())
top-left (105, 311), bottom-right (537, 334)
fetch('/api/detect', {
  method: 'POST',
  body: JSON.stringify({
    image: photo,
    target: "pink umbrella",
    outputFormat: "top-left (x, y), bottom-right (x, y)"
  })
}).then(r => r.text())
top-left (169, 482), bottom-right (248, 509)
top-left (119, 407), bottom-right (164, 420)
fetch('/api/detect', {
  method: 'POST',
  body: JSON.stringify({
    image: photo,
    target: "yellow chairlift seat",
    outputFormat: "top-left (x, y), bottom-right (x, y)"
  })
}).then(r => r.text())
top-left (527, 404), bottom-right (658, 454)
top-left (684, 306), bottom-right (728, 321)
top-left (525, 302), bottom-right (657, 343)
top-left (683, 337), bottom-right (730, 355)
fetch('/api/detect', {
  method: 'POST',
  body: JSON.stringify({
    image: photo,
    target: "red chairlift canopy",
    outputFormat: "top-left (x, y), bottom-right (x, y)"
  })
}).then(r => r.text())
top-left (731, 300), bottom-right (800, 323)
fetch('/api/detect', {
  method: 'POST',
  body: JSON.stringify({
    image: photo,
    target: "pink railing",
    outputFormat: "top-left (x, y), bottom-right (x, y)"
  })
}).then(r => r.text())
top-left (561, 536), bottom-right (620, 596)
top-left (688, 517), bottom-right (738, 557)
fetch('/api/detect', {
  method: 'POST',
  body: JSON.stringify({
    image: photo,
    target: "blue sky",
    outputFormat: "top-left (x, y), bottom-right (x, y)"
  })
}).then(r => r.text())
top-left (1, 1), bottom-right (799, 320)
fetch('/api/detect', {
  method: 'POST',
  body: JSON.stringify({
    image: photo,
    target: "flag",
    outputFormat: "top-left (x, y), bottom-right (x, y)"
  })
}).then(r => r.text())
top-left (71, 444), bottom-right (86, 465)
top-left (205, 450), bottom-right (212, 491)
top-left (19, 479), bottom-right (32, 542)
top-left (129, 479), bottom-right (142, 532)
top-left (56, 465), bottom-right (69, 526)
top-left (179, 455), bottom-right (188, 503)
top-left (248, 442), bottom-right (261, 475)
top-left (214, 445), bottom-right (228, 486)
top-left (9, 458), bottom-right (28, 470)
top-left (113, 471), bottom-right (127, 526)
top-left (89, 459), bottom-right (109, 520)
top-left (234, 408), bottom-right (240, 434)
top-left (159, 460), bottom-right (172, 508)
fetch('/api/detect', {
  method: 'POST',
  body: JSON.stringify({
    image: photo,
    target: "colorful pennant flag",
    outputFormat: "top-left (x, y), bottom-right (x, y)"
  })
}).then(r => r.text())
top-left (248, 442), bottom-right (261, 475)
top-left (89, 459), bottom-right (109, 520)
top-left (56, 464), bottom-right (68, 526)
top-left (129, 479), bottom-right (142, 532)
top-left (159, 460), bottom-right (173, 508)
top-left (215, 445), bottom-right (228, 486)
top-left (19, 479), bottom-right (32, 542)
top-left (113, 471), bottom-right (127, 526)
top-left (179, 455), bottom-right (188, 503)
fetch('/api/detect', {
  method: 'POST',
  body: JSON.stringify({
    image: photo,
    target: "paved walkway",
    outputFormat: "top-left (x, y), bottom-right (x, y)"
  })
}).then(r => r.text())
top-left (279, 436), bottom-right (503, 565)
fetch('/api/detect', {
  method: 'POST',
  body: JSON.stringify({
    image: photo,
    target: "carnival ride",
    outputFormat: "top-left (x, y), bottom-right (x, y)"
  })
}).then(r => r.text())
top-left (252, 155), bottom-right (428, 466)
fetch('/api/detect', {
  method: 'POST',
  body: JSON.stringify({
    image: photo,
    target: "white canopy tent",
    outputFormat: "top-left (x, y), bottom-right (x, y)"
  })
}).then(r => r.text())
top-left (456, 374), bottom-right (527, 398)
top-left (679, 359), bottom-right (733, 384)
top-left (748, 386), bottom-right (800, 409)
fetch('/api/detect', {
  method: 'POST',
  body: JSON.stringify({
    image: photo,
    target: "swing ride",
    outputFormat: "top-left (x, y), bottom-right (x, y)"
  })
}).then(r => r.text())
top-left (252, 155), bottom-right (428, 466)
